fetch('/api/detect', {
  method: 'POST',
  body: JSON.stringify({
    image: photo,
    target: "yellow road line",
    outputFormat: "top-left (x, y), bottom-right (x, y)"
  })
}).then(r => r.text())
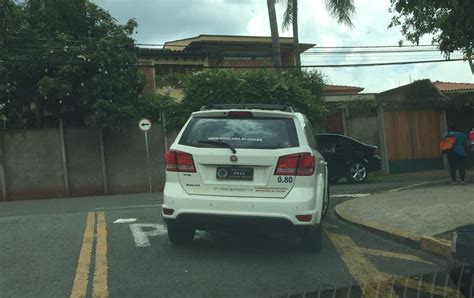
top-left (327, 231), bottom-right (461, 297)
top-left (359, 247), bottom-right (433, 265)
top-left (71, 212), bottom-right (96, 298)
top-left (392, 275), bottom-right (462, 297)
top-left (93, 211), bottom-right (109, 297)
top-left (326, 231), bottom-right (398, 297)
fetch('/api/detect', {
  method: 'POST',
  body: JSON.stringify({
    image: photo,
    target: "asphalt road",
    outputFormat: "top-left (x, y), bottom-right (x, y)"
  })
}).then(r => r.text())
top-left (0, 181), bottom-right (460, 297)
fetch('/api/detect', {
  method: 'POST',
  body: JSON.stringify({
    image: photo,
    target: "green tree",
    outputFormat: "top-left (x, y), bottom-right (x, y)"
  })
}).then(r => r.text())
top-left (279, 0), bottom-right (356, 69)
top-left (178, 69), bottom-right (326, 125)
top-left (0, 0), bottom-right (146, 130)
top-left (389, 0), bottom-right (474, 74)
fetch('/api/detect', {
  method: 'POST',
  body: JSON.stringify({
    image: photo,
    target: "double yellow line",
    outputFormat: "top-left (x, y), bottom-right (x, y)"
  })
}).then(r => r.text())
top-left (71, 212), bottom-right (108, 298)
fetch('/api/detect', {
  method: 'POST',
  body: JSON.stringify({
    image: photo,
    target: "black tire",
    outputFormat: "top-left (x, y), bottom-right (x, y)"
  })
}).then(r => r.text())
top-left (469, 272), bottom-right (474, 298)
top-left (328, 176), bottom-right (340, 184)
top-left (300, 224), bottom-right (323, 253)
top-left (167, 223), bottom-right (195, 245)
top-left (346, 162), bottom-right (368, 183)
top-left (322, 184), bottom-right (330, 219)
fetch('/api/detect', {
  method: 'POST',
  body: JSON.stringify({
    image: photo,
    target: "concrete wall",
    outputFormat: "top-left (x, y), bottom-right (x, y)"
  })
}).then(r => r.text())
top-left (65, 128), bottom-right (104, 197)
top-left (3, 129), bottom-right (66, 200)
top-left (345, 115), bottom-right (380, 147)
top-left (0, 125), bottom-right (170, 201)
top-left (103, 126), bottom-right (166, 194)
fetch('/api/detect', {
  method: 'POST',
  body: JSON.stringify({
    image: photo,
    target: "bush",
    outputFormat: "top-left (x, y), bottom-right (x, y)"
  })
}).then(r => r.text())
top-left (176, 69), bottom-right (326, 125)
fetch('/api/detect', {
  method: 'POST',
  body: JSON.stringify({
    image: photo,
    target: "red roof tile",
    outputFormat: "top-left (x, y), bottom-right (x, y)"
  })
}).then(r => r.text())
top-left (433, 80), bottom-right (474, 92)
top-left (323, 84), bottom-right (364, 94)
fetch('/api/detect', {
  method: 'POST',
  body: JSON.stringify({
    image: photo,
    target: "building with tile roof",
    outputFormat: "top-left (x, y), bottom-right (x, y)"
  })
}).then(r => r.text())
top-left (433, 81), bottom-right (474, 92)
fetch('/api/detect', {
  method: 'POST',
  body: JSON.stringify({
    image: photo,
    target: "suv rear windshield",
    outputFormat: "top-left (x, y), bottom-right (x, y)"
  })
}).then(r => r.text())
top-left (179, 117), bottom-right (299, 149)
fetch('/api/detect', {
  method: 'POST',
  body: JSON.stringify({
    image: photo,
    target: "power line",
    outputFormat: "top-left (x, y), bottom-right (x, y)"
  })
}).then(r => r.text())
top-left (2, 36), bottom-right (440, 50)
top-left (305, 54), bottom-right (462, 60)
top-left (2, 57), bottom-right (464, 68)
top-left (2, 49), bottom-right (462, 66)
top-left (0, 45), bottom-right (448, 56)
top-left (309, 44), bottom-right (437, 49)
top-left (305, 56), bottom-right (465, 63)
top-left (303, 49), bottom-right (443, 55)
top-left (206, 59), bottom-right (466, 68)
top-left (136, 43), bottom-right (440, 49)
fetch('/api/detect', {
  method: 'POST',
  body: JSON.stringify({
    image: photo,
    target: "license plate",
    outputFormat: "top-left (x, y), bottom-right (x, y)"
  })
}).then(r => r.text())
top-left (216, 167), bottom-right (253, 180)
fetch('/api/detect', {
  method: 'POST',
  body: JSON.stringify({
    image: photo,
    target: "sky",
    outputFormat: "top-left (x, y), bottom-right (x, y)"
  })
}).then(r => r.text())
top-left (94, 0), bottom-right (473, 92)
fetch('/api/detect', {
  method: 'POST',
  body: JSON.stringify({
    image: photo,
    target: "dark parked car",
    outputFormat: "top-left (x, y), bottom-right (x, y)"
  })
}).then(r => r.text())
top-left (448, 224), bottom-right (474, 298)
top-left (316, 133), bottom-right (381, 183)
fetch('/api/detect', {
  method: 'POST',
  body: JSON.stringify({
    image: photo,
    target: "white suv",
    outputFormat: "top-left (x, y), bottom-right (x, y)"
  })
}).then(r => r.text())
top-left (162, 104), bottom-right (329, 252)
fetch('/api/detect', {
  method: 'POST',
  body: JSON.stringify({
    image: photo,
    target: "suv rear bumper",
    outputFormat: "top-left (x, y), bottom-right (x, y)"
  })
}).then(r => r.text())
top-left (164, 213), bottom-right (294, 230)
top-left (162, 182), bottom-right (323, 226)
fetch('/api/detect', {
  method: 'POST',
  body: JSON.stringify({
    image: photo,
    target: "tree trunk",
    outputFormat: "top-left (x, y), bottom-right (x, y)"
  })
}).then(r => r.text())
top-left (292, 0), bottom-right (301, 71)
top-left (267, 0), bottom-right (283, 72)
top-left (467, 50), bottom-right (474, 75)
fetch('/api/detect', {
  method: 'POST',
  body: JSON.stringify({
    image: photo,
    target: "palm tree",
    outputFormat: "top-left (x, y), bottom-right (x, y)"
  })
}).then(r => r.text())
top-left (267, 0), bottom-right (283, 71)
top-left (278, 0), bottom-right (356, 69)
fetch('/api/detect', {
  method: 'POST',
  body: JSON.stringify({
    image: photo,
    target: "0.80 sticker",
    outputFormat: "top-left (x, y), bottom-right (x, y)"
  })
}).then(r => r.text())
top-left (277, 176), bottom-right (294, 183)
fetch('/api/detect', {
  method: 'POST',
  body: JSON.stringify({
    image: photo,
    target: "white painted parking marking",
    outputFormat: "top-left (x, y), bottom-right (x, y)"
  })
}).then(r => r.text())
top-left (113, 218), bottom-right (137, 224)
top-left (130, 224), bottom-right (167, 247)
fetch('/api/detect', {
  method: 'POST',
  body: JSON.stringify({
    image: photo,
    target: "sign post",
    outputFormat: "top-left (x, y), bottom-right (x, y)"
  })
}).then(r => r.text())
top-left (139, 118), bottom-right (152, 193)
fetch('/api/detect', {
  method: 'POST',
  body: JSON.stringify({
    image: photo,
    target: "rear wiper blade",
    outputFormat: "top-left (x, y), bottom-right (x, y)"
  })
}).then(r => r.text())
top-left (197, 140), bottom-right (237, 154)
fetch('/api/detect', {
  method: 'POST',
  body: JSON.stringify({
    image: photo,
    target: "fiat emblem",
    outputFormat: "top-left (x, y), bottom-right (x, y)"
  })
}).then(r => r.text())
top-left (217, 168), bottom-right (228, 179)
top-left (230, 155), bottom-right (238, 162)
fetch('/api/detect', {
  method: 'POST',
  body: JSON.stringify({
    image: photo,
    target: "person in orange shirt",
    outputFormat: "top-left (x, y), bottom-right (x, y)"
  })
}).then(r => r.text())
top-left (445, 125), bottom-right (468, 184)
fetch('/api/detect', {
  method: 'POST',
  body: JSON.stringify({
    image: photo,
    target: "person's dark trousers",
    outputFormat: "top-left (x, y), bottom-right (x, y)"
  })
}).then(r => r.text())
top-left (447, 151), bottom-right (466, 181)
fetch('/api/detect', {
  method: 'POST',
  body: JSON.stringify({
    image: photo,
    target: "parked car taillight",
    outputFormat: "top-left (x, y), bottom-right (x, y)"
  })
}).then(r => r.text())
top-left (165, 150), bottom-right (196, 172)
top-left (274, 153), bottom-right (315, 176)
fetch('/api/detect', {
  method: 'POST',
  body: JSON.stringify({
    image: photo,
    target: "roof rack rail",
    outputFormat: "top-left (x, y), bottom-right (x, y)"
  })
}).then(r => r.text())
top-left (200, 104), bottom-right (297, 112)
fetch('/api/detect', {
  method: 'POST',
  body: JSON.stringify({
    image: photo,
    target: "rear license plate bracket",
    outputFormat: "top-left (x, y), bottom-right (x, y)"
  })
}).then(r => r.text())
top-left (216, 167), bottom-right (253, 180)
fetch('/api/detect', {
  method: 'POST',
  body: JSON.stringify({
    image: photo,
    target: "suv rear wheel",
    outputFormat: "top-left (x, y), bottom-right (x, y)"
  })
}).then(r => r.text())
top-left (322, 184), bottom-right (330, 219)
top-left (346, 162), bottom-right (368, 183)
top-left (167, 223), bottom-right (196, 245)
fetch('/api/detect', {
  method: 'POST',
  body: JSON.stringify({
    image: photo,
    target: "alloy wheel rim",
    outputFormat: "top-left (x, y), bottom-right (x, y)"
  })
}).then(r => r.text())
top-left (351, 163), bottom-right (367, 181)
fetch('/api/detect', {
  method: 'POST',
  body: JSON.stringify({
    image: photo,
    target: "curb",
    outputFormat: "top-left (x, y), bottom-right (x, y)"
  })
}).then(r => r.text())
top-left (420, 236), bottom-right (452, 257)
top-left (385, 179), bottom-right (449, 193)
top-left (335, 201), bottom-right (452, 258)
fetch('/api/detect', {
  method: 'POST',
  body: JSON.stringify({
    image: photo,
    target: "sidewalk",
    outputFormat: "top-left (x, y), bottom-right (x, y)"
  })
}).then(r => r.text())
top-left (335, 179), bottom-right (474, 257)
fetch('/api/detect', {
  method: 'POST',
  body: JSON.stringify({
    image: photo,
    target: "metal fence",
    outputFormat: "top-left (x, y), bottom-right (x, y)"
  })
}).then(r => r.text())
top-left (278, 269), bottom-right (472, 298)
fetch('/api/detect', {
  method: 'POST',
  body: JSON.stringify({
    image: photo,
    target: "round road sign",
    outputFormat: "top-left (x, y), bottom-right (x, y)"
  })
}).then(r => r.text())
top-left (139, 118), bottom-right (152, 131)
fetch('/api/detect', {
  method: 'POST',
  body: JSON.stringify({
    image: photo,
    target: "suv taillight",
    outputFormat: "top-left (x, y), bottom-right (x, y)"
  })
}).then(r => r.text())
top-left (274, 153), bottom-right (315, 176)
top-left (165, 150), bottom-right (196, 172)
